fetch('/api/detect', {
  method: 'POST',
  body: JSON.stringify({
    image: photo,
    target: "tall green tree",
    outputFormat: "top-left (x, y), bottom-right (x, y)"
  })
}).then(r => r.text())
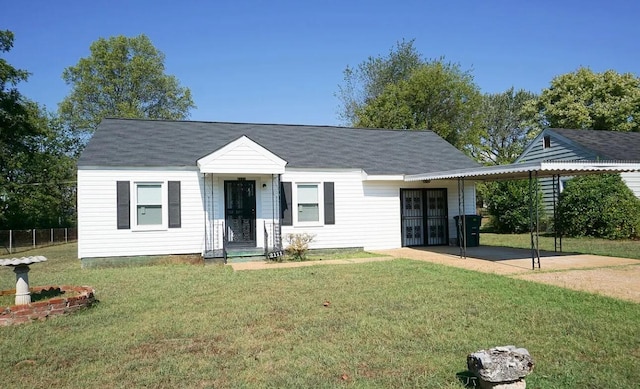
top-left (336, 39), bottom-right (423, 125)
top-left (3, 103), bottom-right (78, 228)
top-left (354, 59), bottom-right (483, 151)
top-left (1, 30), bottom-right (40, 182)
top-left (529, 67), bottom-right (640, 131)
top-left (1, 30), bottom-right (78, 229)
top-left (1, 30), bottom-right (41, 228)
top-left (476, 88), bottom-right (538, 164)
top-left (59, 34), bottom-right (195, 136)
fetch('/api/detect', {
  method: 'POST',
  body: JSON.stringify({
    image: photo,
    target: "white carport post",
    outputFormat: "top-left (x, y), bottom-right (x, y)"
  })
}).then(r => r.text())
top-left (552, 174), bottom-right (562, 252)
top-left (457, 177), bottom-right (466, 259)
top-left (529, 171), bottom-right (541, 270)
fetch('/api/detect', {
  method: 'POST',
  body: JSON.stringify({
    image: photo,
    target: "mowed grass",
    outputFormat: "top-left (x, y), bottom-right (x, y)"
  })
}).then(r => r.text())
top-left (481, 232), bottom-right (640, 260)
top-left (1, 244), bottom-right (639, 388)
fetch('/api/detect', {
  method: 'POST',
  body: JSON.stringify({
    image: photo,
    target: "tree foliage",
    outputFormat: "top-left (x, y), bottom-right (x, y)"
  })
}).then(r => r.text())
top-left (556, 174), bottom-right (640, 239)
top-left (337, 40), bottom-right (483, 152)
top-left (1, 30), bottom-right (41, 184)
top-left (355, 59), bottom-right (483, 151)
top-left (528, 67), bottom-right (640, 131)
top-left (476, 88), bottom-right (537, 164)
top-left (337, 39), bottom-right (423, 125)
top-left (1, 30), bottom-right (78, 229)
top-left (3, 103), bottom-right (78, 228)
top-left (485, 179), bottom-right (545, 234)
top-left (59, 34), bottom-right (195, 136)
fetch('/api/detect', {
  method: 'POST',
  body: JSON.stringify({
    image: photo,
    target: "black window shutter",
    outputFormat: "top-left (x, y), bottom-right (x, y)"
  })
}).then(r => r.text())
top-left (281, 182), bottom-right (292, 226)
top-left (168, 181), bottom-right (181, 228)
top-left (116, 181), bottom-right (130, 229)
top-left (324, 182), bottom-right (335, 225)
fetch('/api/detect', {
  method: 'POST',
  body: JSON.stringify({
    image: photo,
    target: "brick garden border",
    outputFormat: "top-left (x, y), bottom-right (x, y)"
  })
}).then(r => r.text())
top-left (0, 285), bottom-right (95, 326)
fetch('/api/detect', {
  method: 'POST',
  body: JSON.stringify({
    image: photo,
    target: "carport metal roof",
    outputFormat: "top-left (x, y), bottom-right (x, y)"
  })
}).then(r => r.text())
top-left (405, 160), bottom-right (640, 182)
top-left (404, 160), bottom-right (640, 270)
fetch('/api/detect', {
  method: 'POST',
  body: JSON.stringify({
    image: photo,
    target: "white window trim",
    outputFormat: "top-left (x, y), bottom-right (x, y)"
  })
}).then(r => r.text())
top-left (293, 182), bottom-right (324, 227)
top-left (132, 181), bottom-right (168, 231)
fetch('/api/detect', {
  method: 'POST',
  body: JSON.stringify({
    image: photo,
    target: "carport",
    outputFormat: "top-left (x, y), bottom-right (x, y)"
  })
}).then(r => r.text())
top-left (406, 160), bottom-right (640, 269)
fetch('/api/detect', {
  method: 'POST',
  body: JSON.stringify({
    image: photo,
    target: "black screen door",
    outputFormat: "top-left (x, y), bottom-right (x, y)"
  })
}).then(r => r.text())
top-left (401, 188), bottom-right (448, 246)
top-left (224, 180), bottom-right (256, 245)
top-left (401, 189), bottom-right (424, 246)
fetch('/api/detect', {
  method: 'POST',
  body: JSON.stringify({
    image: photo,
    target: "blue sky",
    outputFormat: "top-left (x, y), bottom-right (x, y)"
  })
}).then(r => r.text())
top-left (3, 0), bottom-right (639, 126)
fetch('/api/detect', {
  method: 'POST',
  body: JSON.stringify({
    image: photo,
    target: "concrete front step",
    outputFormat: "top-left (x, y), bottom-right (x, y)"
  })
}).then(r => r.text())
top-left (226, 255), bottom-right (267, 263)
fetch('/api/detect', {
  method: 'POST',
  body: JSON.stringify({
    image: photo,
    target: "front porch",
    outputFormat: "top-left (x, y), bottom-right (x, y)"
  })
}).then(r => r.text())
top-left (201, 173), bottom-right (284, 262)
top-left (197, 135), bottom-right (288, 262)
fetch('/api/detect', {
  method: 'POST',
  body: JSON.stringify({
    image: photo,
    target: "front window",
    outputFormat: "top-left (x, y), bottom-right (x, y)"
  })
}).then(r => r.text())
top-left (136, 183), bottom-right (162, 226)
top-left (297, 184), bottom-right (319, 222)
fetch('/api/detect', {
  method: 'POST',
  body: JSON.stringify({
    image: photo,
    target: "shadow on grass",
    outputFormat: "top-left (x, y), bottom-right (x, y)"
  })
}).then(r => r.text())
top-left (31, 287), bottom-right (66, 302)
top-left (456, 371), bottom-right (479, 387)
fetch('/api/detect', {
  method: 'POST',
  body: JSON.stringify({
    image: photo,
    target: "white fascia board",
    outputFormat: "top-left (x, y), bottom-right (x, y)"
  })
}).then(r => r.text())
top-left (285, 168), bottom-right (363, 173)
top-left (77, 166), bottom-right (199, 171)
top-left (539, 160), bottom-right (640, 173)
top-left (367, 174), bottom-right (405, 181)
top-left (406, 160), bottom-right (640, 182)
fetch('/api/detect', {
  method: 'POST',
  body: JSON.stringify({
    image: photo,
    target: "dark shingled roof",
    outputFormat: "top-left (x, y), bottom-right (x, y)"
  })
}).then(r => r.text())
top-left (78, 118), bottom-right (480, 175)
top-left (550, 128), bottom-right (640, 161)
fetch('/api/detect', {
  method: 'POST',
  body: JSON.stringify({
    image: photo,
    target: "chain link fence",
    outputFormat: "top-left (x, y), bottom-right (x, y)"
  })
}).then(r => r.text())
top-left (0, 228), bottom-right (77, 255)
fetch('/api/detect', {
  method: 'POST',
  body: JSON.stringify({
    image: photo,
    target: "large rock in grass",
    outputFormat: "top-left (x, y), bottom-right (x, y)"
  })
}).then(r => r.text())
top-left (467, 346), bottom-right (534, 388)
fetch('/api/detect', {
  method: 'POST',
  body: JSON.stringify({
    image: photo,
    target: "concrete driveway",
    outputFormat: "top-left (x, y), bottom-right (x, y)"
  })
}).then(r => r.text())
top-left (374, 246), bottom-right (638, 275)
top-left (375, 246), bottom-right (640, 303)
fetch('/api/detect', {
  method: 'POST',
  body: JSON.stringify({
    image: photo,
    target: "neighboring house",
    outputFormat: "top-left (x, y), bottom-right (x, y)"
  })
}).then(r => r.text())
top-left (516, 128), bottom-right (640, 212)
top-left (77, 118), bottom-right (480, 260)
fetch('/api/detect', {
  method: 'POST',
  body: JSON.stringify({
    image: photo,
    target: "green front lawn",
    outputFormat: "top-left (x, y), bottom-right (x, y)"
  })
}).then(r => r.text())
top-left (481, 233), bottom-right (640, 260)
top-left (1, 243), bottom-right (638, 388)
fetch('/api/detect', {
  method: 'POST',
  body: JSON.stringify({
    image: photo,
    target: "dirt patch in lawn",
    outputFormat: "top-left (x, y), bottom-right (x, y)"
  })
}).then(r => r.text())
top-left (513, 264), bottom-right (640, 303)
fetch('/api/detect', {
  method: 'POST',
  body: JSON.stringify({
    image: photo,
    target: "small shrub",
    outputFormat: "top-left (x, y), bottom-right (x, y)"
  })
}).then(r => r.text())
top-left (285, 233), bottom-right (315, 261)
top-left (556, 174), bottom-right (640, 239)
top-left (485, 179), bottom-right (546, 233)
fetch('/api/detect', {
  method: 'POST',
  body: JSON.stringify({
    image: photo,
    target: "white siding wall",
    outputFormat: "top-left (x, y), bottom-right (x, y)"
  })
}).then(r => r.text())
top-left (621, 172), bottom-right (640, 198)
top-left (281, 171), bottom-right (365, 249)
top-left (78, 168), bottom-right (205, 258)
top-left (280, 171), bottom-right (475, 251)
top-left (79, 168), bottom-right (477, 257)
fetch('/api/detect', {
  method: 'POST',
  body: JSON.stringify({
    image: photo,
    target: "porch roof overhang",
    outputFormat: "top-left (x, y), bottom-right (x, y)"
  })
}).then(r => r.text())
top-left (404, 160), bottom-right (640, 182)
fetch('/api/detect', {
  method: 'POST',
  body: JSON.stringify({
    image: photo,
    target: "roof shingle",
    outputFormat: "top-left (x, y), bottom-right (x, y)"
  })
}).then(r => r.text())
top-left (78, 118), bottom-right (480, 175)
top-left (550, 128), bottom-right (640, 161)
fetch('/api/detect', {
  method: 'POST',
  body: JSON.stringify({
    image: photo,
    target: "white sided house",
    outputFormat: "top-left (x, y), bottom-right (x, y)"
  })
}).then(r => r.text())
top-left (77, 118), bottom-right (480, 261)
top-left (516, 128), bottom-right (640, 213)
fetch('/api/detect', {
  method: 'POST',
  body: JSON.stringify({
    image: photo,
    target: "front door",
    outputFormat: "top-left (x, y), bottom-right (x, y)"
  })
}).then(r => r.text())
top-left (401, 188), bottom-right (448, 246)
top-left (224, 180), bottom-right (256, 246)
